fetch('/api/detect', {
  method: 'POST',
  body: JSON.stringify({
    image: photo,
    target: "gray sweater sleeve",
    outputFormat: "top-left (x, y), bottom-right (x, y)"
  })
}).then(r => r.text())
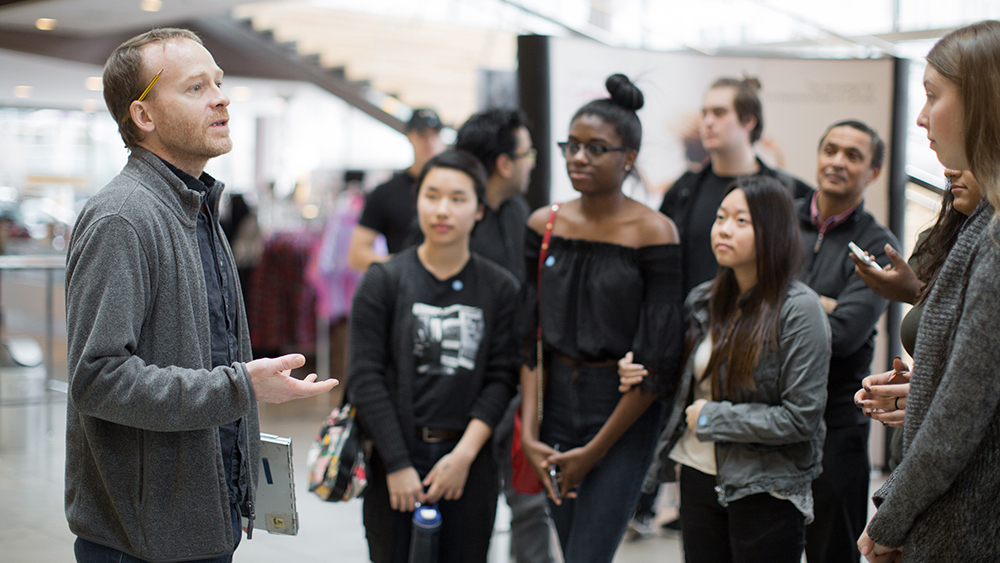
top-left (66, 214), bottom-right (256, 432)
top-left (867, 239), bottom-right (1000, 548)
top-left (696, 286), bottom-right (831, 445)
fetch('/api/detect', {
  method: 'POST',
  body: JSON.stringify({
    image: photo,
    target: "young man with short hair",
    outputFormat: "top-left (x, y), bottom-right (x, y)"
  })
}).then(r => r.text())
top-left (660, 77), bottom-right (812, 294)
top-left (348, 108), bottom-right (445, 271)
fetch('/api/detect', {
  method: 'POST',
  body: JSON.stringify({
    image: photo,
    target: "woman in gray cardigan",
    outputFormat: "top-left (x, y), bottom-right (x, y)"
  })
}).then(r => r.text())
top-left (621, 176), bottom-right (830, 563)
top-left (858, 20), bottom-right (1000, 563)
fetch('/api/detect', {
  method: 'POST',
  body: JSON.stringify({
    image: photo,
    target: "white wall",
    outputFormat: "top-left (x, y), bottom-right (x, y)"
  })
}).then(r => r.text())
top-left (546, 37), bottom-right (898, 223)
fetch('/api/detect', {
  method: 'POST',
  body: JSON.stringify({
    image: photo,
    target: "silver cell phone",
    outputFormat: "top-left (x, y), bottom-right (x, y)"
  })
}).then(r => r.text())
top-left (549, 464), bottom-right (561, 499)
top-left (848, 241), bottom-right (880, 269)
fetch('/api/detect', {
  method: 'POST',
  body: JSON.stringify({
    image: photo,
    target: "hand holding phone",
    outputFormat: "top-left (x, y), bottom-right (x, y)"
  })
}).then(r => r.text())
top-left (849, 241), bottom-right (881, 269)
top-left (548, 464), bottom-right (561, 499)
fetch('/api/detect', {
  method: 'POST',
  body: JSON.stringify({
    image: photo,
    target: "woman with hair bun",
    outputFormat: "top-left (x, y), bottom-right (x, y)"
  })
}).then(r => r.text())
top-left (517, 74), bottom-right (685, 561)
top-left (858, 19), bottom-right (1000, 563)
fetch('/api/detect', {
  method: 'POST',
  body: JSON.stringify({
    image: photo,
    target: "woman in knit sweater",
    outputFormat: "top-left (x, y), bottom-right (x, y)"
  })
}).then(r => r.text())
top-left (858, 20), bottom-right (1000, 562)
top-left (348, 150), bottom-right (519, 563)
top-left (852, 168), bottom-right (982, 434)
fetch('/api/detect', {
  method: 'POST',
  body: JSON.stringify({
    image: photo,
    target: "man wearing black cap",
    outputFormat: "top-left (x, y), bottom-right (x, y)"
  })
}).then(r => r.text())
top-left (348, 108), bottom-right (445, 271)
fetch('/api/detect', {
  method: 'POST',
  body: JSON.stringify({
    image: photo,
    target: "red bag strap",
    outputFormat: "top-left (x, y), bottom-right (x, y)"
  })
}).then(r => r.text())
top-left (537, 203), bottom-right (561, 339)
top-left (535, 203), bottom-right (560, 423)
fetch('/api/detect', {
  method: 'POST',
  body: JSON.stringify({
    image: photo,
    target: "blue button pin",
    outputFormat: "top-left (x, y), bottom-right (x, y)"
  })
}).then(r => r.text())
top-left (545, 255), bottom-right (555, 267)
top-left (452, 280), bottom-right (464, 291)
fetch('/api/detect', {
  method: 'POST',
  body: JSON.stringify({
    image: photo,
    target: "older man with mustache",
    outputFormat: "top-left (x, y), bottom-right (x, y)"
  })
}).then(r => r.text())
top-left (796, 120), bottom-right (899, 563)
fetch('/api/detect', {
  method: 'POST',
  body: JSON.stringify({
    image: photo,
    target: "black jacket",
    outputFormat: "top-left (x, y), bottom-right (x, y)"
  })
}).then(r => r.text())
top-left (660, 157), bottom-right (814, 235)
top-left (796, 197), bottom-right (899, 428)
top-left (660, 157), bottom-right (813, 294)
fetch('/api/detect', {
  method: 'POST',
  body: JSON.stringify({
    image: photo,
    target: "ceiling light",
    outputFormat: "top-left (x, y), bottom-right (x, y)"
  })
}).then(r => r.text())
top-left (230, 86), bottom-right (252, 102)
top-left (85, 77), bottom-right (103, 91)
top-left (380, 96), bottom-right (400, 115)
top-left (13, 86), bottom-right (32, 98)
top-left (82, 99), bottom-right (100, 113)
top-left (141, 0), bottom-right (162, 12)
top-left (301, 204), bottom-right (320, 220)
top-left (35, 18), bottom-right (56, 31)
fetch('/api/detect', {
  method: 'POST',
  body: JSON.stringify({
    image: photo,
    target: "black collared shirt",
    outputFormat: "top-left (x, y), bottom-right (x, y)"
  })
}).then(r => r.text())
top-left (160, 158), bottom-right (245, 508)
top-left (471, 194), bottom-right (531, 282)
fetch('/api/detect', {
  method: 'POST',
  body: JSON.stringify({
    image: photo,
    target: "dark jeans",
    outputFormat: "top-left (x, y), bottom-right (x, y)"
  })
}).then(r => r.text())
top-left (806, 423), bottom-right (870, 563)
top-left (363, 437), bottom-right (498, 563)
top-left (75, 503), bottom-right (241, 563)
top-left (539, 358), bottom-right (661, 563)
top-left (679, 465), bottom-right (805, 563)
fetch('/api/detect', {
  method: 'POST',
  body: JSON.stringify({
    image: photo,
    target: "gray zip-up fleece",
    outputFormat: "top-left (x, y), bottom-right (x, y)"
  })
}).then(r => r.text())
top-left (64, 147), bottom-right (260, 562)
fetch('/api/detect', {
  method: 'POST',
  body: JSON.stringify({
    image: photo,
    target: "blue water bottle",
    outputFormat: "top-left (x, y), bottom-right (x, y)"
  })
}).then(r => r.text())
top-left (408, 503), bottom-right (441, 563)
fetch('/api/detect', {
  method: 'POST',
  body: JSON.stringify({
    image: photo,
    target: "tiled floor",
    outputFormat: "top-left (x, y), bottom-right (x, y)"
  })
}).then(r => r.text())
top-left (0, 390), bottom-right (684, 563)
top-left (0, 271), bottom-right (880, 563)
top-left (0, 270), bottom-right (685, 562)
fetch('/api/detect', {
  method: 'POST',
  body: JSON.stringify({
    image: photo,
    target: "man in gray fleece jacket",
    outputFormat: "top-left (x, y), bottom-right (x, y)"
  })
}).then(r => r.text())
top-left (65, 28), bottom-right (337, 562)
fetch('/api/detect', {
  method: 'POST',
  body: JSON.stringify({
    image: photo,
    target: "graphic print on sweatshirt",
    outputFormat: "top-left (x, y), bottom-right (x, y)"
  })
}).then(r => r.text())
top-left (412, 302), bottom-right (484, 376)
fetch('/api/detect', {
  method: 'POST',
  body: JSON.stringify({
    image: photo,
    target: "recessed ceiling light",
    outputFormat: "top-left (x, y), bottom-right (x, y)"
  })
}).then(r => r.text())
top-left (380, 96), bottom-right (400, 114)
top-left (85, 77), bottom-right (103, 91)
top-left (141, 0), bottom-right (162, 12)
top-left (301, 204), bottom-right (320, 220)
top-left (82, 99), bottom-right (101, 113)
top-left (35, 18), bottom-right (56, 31)
top-left (13, 86), bottom-right (32, 98)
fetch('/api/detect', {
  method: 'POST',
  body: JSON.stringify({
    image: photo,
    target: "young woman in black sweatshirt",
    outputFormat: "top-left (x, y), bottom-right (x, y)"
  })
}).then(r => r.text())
top-left (349, 150), bottom-right (519, 563)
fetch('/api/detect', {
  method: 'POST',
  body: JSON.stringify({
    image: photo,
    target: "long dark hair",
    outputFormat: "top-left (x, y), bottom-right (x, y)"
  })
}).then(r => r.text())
top-left (910, 182), bottom-right (968, 303)
top-left (701, 176), bottom-right (804, 399)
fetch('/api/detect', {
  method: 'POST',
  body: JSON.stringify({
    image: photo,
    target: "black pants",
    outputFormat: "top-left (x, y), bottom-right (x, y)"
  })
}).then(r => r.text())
top-left (679, 465), bottom-right (805, 563)
top-left (363, 438), bottom-right (498, 563)
top-left (806, 423), bottom-right (870, 563)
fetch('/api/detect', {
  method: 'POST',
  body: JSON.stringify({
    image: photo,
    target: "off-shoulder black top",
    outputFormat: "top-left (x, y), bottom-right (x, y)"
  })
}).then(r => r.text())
top-left (520, 228), bottom-right (685, 395)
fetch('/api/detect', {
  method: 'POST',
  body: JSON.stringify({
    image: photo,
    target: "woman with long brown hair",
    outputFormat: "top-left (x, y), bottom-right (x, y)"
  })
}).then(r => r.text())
top-left (858, 20), bottom-right (1000, 562)
top-left (626, 175), bottom-right (830, 563)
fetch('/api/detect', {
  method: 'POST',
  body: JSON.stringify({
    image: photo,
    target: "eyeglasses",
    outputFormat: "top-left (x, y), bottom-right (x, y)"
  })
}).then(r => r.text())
top-left (137, 68), bottom-right (164, 102)
top-left (512, 147), bottom-right (537, 161)
top-left (557, 141), bottom-right (629, 159)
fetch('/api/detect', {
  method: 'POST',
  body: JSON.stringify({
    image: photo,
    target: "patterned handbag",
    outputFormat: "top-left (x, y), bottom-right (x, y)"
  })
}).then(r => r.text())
top-left (306, 403), bottom-right (370, 502)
